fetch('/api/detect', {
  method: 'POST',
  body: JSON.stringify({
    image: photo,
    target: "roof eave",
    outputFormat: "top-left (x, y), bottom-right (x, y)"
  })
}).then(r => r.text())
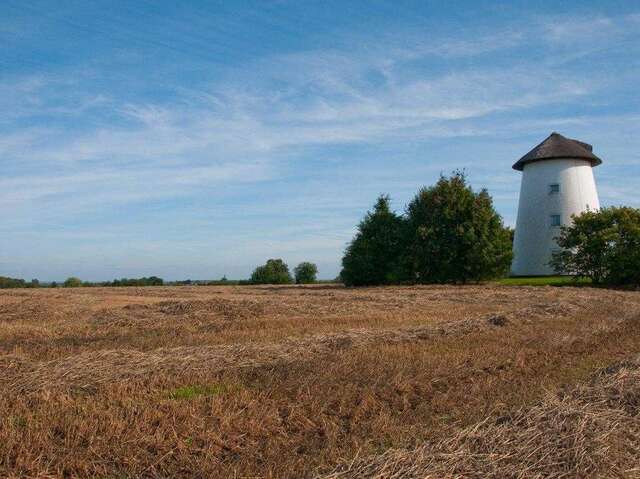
top-left (512, 156), bottom-right (603, 171)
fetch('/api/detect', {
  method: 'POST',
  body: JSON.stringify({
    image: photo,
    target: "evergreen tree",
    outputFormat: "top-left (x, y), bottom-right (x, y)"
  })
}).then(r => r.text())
top-left (403, 171), bottom-right (512, 283)
top-left (341, 195), bottom-right (405, 286)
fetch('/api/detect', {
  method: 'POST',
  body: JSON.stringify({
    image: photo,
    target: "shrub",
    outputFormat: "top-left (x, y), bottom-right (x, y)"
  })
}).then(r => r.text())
top-left (403, 171), bottom-right (512, 283)
top-left (63, 277), bottom-right (83, 288)
top-left (340, 195), bottom-right (406, 286)
top-left (251, 259), bottom-right (293, 285)
top-left (551, 207), bottom-right (640, 286)
top-left (294, 262), bottom-right (318, 284)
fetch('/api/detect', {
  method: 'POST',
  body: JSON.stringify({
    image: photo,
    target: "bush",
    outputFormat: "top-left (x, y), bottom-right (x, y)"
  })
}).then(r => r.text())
top-left (341, 195), bottom-right (406, 286)
top-left (551, 207), bottom-right (640, 286)
top-left (294, 262), bottom-right (318, 284)
top-left (403, 171), bottom-right (512, 283)
top-left (63, 277), bottom-right (83, 288)
top-left (251, 259), bottom-right (293, 284)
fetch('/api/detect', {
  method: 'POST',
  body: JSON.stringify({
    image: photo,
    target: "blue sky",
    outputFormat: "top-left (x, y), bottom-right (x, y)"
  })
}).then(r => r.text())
top-left (1, 0), bottom-right (639, 281)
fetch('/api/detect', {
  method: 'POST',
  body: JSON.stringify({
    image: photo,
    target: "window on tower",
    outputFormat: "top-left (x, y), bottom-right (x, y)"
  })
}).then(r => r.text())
top-left (549, 183), bottom-right (560, 194)
top-left (550, 214), bottom-right (561, 227)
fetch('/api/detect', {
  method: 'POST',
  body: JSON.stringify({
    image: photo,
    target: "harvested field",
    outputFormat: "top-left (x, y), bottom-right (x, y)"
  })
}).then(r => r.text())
top-left (321, 358), bottom-right (640, 478)
top-left (1, 284), bottom-right (640, 477)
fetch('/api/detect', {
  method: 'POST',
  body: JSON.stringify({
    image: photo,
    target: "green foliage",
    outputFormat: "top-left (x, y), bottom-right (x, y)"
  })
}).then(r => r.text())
top-left (63, 277), bottom-right (83, 288)
top-left (251, 259), bottom-right (293, 284)
top-left (506, 226), bottom-right (515, 246)
top-left (341, 195), bottom-right (406, 286)
top-left (294, 262), bottom-right (318, 284)
top-left (110, 276), bottom-right (164, 287)
top-left (9, 415), bottom-right (27, 428)
top-left (551, 207), bottom-right (640, 286)
top-left (0, 277), bottom-right (29, 289)
top-left (340, 173), bottom-right (512, 286)
top-left (403, 171), bottom-right (512, 283)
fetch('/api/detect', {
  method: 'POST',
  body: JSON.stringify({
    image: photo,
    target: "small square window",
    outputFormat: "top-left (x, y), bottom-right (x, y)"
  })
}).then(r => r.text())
top-left (550, 214), bottom-right (561, 227)
top-left (549, 183), bottom-right (560, 194)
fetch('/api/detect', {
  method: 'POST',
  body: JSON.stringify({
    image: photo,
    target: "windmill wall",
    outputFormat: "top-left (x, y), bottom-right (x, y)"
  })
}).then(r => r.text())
top-left (511, 158), bottom-right (600, 276)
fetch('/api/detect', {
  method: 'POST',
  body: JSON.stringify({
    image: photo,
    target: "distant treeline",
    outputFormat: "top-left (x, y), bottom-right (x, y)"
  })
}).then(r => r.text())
top-left (0, 276), bottom-right (308, 289)
top-left (0, 276), bottom-right (167, 289)
top-left (0, 277), bottom-right (40, 289)
top-left (110, 276), bottom-right (164, 287)
top-left (0, 274), bottom-right (339, 289)
top-left (167, 279), bottom-right (253, 286)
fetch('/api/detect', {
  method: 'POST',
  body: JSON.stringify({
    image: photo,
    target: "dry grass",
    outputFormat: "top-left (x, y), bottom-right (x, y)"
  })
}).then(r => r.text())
top-left (1, 284), bottom-right (640, 477)
top-left (3, 320), bottom-right (481, 394)
top-left (321, 359), bottom-right (640, 478)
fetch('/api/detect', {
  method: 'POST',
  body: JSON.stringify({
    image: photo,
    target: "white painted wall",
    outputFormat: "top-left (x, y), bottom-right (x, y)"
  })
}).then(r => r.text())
top-left (511, 158), bottom-right (600, 276)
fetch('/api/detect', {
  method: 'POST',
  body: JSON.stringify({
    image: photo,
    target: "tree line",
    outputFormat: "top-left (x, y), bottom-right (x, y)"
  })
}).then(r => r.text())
top-left (0, 276), bottom-right (166, 289)
top-left (0, 277), bottom-right (40, 289)
top-left (340, 171), bottom-right (513, 285)
top-left (0, 265), bottom-right (322, 289)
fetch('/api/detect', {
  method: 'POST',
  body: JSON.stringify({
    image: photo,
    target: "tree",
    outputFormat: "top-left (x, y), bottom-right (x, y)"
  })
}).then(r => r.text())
top-left (63, 277), bottom-right (83, 288)
top-left (403, 171), bottom-right (512, 283)
top-left (251, 259), bottom-right (293, 284)
top-left (294, 262), bottom-right (318, 284)
top-left (551, 207), bottom-right (640, 286)
top-left (341, 195), bottom-right (406, 286)
top-left (146, 276), bottom-right (164, 286)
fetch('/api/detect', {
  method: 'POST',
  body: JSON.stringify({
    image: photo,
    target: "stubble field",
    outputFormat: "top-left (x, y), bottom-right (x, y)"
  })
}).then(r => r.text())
top-left (1, 284), bottom-right (640, 478)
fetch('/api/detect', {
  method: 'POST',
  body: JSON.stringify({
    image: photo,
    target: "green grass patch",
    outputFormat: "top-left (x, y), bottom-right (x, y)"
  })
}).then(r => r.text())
top-left (496, 276), bottom-right (591, 286)
top-left (168, 384), bottom-right (231, 400)
top-left (9, 415), bottom-right (27, 428)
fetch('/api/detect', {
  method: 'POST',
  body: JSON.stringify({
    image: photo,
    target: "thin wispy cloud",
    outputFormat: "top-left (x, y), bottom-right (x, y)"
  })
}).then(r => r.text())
top-left (1, 2), bottom-right (638, 280)
top-left (541, 12), bottom-right (640, 43)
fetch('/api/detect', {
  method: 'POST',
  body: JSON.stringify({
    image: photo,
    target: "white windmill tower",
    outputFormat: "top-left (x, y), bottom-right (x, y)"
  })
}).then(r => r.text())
top-left (511, 132), bottom-right (602, 276)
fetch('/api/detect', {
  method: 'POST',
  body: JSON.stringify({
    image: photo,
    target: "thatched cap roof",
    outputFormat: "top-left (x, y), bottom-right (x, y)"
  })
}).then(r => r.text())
top-left (513, 132), bottom-right (602, 171)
